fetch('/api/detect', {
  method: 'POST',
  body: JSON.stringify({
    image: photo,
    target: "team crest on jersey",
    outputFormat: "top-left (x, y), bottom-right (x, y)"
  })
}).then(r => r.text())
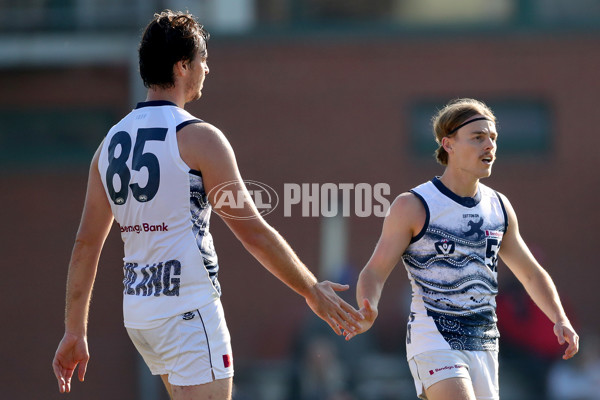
top-left (463, 216), bottom-right (485, 240)
top-left (435, 239), bottom-right (456, 256)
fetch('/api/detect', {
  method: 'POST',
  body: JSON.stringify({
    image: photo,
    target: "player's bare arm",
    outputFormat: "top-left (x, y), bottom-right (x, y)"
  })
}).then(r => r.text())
top-left (497, 193), bottom-right (579, 360)
top-left (345, 192), bottom-right (426, 340)
top-left (178, 123), bottom-right (363, 335)
top-left (52, 145), bottom-right (114, 393)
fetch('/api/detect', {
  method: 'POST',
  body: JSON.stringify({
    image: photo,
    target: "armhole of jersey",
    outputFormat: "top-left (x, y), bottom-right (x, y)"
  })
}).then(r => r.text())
top-left (409, 190), bottom-right (430, 243)
top-left (189, 169), bottom-right (203, 178)
top-left (170, 117), bottom-right (204, 173)
top-left (176, 118), bottom-right (203, 132)
top-left (495, 191), bottom-right (509, 232)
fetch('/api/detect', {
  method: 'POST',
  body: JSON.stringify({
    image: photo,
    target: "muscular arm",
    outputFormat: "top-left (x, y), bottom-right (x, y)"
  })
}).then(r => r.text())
top-left (178, 123), bottom-right (362, 334)
top-left (53, 145), bottom-right (115, 392)
top-left (345, 193), bottom-right (425, 340)
top-left (498, 193), bottom-right (579, 359)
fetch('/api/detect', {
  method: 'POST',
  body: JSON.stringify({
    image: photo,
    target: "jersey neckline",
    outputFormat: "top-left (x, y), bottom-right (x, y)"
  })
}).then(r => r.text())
top-left (431, 177), bottom-right (482, 208)
top-left (135, 100), bottom-right (179, 109)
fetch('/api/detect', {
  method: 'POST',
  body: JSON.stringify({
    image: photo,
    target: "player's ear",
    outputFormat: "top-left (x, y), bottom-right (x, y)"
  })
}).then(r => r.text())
top-left (442, 136), bottom-right (453, 153)
top-left (174, 60), bottom-right (187, 77)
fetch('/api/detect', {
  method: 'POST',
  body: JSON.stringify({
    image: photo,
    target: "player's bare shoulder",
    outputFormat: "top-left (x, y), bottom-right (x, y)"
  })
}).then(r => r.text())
top-left (178, 121), bottom-right (228, 151)
top-left (389, 192), bottom-right (425, 216)
top-left (386, 191), bottom-right (427, 236)
top-left (177, 121), bottom-right (234, 171)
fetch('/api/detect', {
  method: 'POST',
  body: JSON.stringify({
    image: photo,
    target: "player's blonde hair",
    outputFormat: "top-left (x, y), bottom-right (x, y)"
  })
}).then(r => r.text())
top-left (432, 98), bottom-right (496, 165)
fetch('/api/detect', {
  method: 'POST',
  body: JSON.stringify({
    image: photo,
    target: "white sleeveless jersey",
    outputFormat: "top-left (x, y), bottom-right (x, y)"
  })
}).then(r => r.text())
top-left (402, 178), bottom-right (507, 360)
top-left (98, 100), bottom-right (220, 329)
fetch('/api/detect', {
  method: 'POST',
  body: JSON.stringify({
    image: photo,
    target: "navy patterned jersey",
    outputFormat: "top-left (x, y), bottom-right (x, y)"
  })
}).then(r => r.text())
top-left (402, 178), bottom-right (507, 359)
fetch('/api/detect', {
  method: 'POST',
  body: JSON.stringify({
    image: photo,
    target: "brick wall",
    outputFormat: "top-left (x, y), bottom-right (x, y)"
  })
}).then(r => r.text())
top-left (2, 33), bottom-right (598, 399)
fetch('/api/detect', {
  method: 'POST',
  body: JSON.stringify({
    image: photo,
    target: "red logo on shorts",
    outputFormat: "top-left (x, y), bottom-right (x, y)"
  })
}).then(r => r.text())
top-left (429, 364), bottom-right (464, 376)
top-left (223, 354), bottom-right (232, 368)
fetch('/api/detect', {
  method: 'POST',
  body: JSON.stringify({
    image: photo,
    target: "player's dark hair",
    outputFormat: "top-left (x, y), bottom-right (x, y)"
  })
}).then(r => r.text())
top-left (139, 10), bottom-right (210, 89)
top-left (432, 98), bottom-right (496, 166)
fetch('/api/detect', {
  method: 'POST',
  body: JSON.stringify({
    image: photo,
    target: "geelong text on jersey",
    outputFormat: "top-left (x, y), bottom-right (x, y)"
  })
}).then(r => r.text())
top-left (123, 260), bottom-right (181, 297)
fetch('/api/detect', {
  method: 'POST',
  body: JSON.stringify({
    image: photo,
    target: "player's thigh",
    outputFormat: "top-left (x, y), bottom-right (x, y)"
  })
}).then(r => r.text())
top-left (160, 375), bottom-right (173, 399)
top-left (425, 377), bottom-right (477, 400)
top-left (171, 377), bottom-right (232, 400)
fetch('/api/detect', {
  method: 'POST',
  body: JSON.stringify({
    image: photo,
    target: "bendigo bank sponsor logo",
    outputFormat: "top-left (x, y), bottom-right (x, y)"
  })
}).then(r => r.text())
top-left (120, 222), bottom-right (169, 234)
top-left (485, 229), bottom-right (503, 238)
top-left (429, 364), bottom-right (466, 376)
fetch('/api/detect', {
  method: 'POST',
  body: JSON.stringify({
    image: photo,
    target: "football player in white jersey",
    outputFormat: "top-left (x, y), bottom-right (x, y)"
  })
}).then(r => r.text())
top-left (52, 10), bottom-right (362, 399)
top-left (344, 98), bottom-right (579, 400)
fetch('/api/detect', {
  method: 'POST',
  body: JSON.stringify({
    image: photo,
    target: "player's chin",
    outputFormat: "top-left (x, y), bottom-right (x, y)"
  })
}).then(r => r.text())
top-left (189, 89), bottom-right (202, 101)
top-left (479, 165), bottom-right (493, 178)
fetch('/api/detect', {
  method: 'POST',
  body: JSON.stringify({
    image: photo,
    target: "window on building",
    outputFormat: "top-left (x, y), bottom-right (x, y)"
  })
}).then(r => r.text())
top-left (0, 108), bottom-right (114, 170)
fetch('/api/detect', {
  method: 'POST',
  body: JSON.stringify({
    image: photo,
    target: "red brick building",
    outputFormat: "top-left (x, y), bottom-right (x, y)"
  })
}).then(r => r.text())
top-left (2, 29), bottom-right (599, 399)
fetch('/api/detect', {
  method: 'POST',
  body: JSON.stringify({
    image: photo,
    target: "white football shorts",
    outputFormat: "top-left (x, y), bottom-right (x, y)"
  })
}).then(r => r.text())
top-left (126, 298), bottom-right (234, 386)
top-left (408, 349), bottom-right (499, 400)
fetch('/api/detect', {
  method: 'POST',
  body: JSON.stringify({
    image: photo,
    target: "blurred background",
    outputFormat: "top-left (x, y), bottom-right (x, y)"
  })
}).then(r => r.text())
top-left (1, 0), bottom-right (599, 399)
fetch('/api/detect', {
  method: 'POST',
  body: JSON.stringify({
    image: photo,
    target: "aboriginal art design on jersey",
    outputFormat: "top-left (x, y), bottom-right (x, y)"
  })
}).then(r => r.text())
top-left (403, 211), bottom-right (504, 352)
top-left (189, 171), bottom-right (221, 295)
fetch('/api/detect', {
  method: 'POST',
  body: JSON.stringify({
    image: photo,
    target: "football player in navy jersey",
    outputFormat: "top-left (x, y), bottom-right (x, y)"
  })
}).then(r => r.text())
top-left (52, 10), bottom-right (362, 399)
top-left (345, 98), bottom-right (578, 400)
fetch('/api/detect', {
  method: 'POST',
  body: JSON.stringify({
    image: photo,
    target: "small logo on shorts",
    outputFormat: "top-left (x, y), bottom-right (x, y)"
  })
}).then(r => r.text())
top-left (429, 364), bottom-right (465, 375)
top-left (223, 354), bottom-right (232, 368)
top-left (182, 311), bottom-right (195, 320)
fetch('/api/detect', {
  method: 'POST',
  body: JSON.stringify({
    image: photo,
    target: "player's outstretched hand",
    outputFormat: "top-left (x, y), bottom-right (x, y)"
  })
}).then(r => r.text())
top-left (305, 281), bottom-right (364, 336)
top-left (344, 298), bottom-right (378, 341)
top-left (52, 332), bottom-right (89, 393)
top-left (554, 320), bottom-right (579, 360)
